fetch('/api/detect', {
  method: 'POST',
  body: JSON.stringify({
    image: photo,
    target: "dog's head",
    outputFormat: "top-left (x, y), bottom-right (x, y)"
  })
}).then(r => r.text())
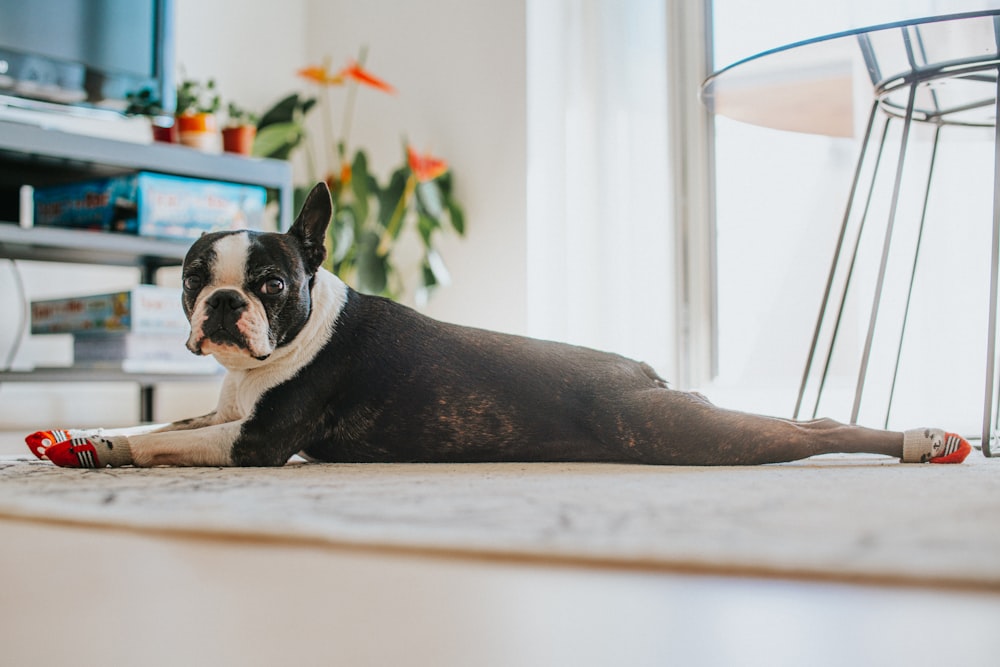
top-left (180, 182), bottom-right (332, 369)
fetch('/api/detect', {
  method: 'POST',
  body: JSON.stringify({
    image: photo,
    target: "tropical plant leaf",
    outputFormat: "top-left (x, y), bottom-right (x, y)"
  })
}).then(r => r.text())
top-left (436, 171), bottom-right (454, 196)
top-left (258, 94), bottom-right (301, 129)
top-left (253, 122), bottom-right (304, 159)
top-left (416, 212), bottom-right (439, 246)
top-left (350, 151), bottom-right (371, 224)
top-left (378, 169), bottom-right (408, 231)
top-left (330, 207), bottom-right (356, 264)
top-left (415, 180), bottom-right (444, 219)
top-left (421, 260), bottom-right (438, 289)
top-left (425, 248), bottom-right (451, 287)
top-left (446, 197), bottom-right (465, 236)
top-left (356, 230), bottom-right (388, 295)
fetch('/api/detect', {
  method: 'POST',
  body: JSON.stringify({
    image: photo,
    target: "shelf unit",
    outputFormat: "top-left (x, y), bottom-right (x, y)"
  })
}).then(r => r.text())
top-left (0, 117), bottom-right (293, 422)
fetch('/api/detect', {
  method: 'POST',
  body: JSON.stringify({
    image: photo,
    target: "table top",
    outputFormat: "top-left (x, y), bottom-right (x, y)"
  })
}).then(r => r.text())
top-left (701, 10), bottom-right (1000, 137)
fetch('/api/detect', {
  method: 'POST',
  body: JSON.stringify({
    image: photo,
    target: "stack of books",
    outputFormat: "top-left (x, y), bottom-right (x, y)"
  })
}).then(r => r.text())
top-left (30, 286), bottom-right (221, 374)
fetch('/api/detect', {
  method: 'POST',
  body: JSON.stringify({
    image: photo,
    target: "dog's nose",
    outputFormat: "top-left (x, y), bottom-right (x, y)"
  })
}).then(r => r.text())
top-left (206, 289), bottom-right (248, 313)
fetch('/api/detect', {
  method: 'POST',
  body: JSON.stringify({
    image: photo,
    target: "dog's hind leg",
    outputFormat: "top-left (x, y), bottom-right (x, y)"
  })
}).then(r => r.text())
top-left (603, 388), bottom-right (968, 465)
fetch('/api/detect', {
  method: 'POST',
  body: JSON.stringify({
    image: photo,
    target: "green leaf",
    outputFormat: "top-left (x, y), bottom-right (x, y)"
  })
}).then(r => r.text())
top-left (378, 169), bottom-right (408, 231)
top-left (330, 207), bottom-right (356, 264)
top-left (415, 180), bottom-right (444, 219)
top-left (436, 171), bottom-right (454, 196)
top-left (258, 94), bottom-right (301, 129)
top-left (421, 260), bottom-right (438, 289)
top-left (425, 248), bottom-right (451, 286)
top-left (356, 230), bottom-right (388, 295)
top-left (446, 197), bottom-right (466, 236)
top-left (351, 151), bottom-right (371, 224)
top-left (252, 122), bottom-right (304, 159)
top-left (416, 212), bottom-right (439, 246)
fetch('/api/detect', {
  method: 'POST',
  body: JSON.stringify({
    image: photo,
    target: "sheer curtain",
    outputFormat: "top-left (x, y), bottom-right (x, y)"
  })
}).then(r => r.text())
top-left (526, 0), bottom-right (676, 378)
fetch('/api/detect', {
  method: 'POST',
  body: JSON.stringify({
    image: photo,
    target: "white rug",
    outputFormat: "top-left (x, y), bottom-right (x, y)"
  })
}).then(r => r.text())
top-left (1, 453), bottom-right (998, 589)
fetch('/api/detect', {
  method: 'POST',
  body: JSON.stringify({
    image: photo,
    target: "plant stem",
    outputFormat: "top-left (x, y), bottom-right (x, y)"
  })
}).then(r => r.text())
top-left (304, 135), bottom-right (320, 189)
top-left (322, 87), bottom-right (337, 178)
top-left (339, 45), bottom-right (368, 164)
top-left (378, 174), bottom-right (415, 256)
top-left (318, 55), bottom-right (337, 178)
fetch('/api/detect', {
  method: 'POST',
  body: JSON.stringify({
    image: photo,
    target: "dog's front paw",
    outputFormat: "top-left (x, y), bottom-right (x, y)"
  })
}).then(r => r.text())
top-left (44, 436), bottom-right (133, 468)
top-left (25, 429), bottom-right (83, 460)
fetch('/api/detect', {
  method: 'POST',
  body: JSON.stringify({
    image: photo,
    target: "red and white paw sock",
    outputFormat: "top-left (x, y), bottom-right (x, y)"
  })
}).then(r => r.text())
top-left (902, 428), bottom-right (971, 463)
top-left (42, 435), bottom-right (133, 468)
top-left (25, 429), bottom-right (87, 460)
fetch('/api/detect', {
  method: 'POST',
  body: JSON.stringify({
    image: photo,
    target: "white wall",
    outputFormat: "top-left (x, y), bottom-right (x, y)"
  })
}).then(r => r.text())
top-left (174, 0), bottom-right (309, 116)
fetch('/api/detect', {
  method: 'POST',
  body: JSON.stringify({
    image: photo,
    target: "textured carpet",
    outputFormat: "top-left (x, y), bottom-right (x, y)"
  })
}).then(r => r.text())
top-left (1, 453), bottom-right (998, 589)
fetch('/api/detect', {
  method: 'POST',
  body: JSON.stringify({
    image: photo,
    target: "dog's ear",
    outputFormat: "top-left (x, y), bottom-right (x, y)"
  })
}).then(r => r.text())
top-left (287, 182), bottom-right (332, 273)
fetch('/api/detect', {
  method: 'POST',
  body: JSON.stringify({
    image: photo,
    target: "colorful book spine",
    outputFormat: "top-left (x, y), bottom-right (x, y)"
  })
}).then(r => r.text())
top-left (33, 172), bottom-right (267, 240)
top-left (30, 286), bottom-right (187, 335)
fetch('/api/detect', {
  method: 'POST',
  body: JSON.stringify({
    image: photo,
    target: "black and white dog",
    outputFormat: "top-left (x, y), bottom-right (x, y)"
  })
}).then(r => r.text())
top-left (27, 183), bottom-right (971, 468)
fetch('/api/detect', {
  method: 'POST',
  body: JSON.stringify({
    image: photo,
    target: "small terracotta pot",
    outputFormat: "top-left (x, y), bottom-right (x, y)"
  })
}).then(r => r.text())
top-left (222, 125), bottom-right (257, 155)
top-left (151, 121), bottom-right (177, 143)
top-left (176, 112), bottom-right (220, 151)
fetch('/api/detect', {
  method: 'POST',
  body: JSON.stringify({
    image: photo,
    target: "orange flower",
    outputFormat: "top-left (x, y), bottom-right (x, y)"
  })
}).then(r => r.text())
top-left (407, 146), bottom-right (449, 182)
top-left (323, 162), bottom-right (354, 193)
top-left (337, 60), bottom-right (396, 94)
top-left (297, 64), bottom-right (345, 86)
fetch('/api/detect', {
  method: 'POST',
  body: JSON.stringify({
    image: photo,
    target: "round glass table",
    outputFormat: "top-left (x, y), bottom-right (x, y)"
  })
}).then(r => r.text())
top-left (702, 10), bottom-right (1000, 455)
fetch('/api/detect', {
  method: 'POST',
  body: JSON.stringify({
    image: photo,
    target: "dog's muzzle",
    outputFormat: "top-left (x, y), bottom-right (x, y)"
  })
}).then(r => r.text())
top-left (187, 287), bottom-right (275, 364)
top-left (203, 289), bottom-right (248, 339)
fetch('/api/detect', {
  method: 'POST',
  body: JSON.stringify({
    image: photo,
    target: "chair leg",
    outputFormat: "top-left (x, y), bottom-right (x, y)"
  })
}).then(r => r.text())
top-left (795, 101), bottom-right (883, 420)
top-left (851, 83), bottom-right (919, 425)
top-left (981, 70), bottom-right (1000, 458)
top-left (884, 124), bottom-right (942, 429)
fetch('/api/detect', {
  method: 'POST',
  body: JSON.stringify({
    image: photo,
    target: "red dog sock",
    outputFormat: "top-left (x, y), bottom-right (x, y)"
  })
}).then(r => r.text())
top-left (43, 436), bottom-right (133, 468)
top-left (902, 429), bottom-right (971, 463)
top-left (25, 430), bottom-right (79, 460)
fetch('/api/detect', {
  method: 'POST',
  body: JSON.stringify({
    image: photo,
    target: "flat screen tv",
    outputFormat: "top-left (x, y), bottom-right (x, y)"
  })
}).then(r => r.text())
top-left (0, 0), bottom-right (175, 119)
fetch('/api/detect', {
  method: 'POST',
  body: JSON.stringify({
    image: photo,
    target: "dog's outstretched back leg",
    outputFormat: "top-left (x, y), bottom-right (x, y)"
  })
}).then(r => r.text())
top-left (598, 388), bottom-right (967, 465)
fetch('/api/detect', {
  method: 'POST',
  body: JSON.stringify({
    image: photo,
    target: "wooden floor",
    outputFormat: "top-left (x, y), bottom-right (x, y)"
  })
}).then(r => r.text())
top-left (2, 517), bottom-right (998, 667)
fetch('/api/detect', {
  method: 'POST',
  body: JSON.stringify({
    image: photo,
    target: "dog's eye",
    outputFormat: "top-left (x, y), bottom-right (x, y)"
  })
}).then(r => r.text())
top-left (183, 275), bottom-right (203, 292)
top-left (260, 278), bottom-right (285, 295)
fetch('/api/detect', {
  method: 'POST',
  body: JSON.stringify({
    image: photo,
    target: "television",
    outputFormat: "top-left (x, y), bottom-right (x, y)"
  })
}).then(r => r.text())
top-left (0, 0), bottom-right (175, 120)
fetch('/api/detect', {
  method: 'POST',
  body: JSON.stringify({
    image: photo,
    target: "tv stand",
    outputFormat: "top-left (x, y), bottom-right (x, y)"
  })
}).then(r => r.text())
top-left (0, 118), bottom-right (293, 422)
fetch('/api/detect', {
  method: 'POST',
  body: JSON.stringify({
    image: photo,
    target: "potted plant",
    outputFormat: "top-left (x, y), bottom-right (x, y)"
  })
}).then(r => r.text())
top-left (253, 52), bottom-right (465, 302)
top-left (124, 87), bottom-right (175, 143)
top-left (175, 77), bottom-right (221, 151)
top-left (222, 102), bottom-right (259, 156)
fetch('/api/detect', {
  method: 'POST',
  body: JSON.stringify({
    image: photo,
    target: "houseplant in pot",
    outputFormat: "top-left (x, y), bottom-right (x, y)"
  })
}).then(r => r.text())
top-left (125, 87), bottom-right (175, 142)
top-left (222, 102), bottom-right (259, 155)
top-left (254, 52), bottom-right (465, 302)
top-left (175, 77), bottom-right (221, 151)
